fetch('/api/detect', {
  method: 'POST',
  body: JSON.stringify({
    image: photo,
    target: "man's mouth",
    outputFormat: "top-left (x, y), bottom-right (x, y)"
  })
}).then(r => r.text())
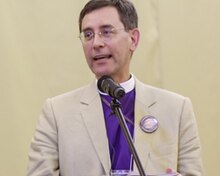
top-left (93, 54), bottom-right (112, 61)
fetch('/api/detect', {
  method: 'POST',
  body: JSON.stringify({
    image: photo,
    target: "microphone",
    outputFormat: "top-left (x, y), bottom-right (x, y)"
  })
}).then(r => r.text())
top-left (97, 75), bottom-right (125, 99)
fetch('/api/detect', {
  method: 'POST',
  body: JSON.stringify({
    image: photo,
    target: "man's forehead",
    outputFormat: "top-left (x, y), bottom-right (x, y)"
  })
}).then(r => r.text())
top-left (81, 6), bottom-right (122, 30)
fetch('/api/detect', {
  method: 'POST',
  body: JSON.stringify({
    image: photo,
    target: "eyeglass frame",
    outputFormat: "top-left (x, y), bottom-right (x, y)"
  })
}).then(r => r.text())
top-left (79, 26), bottom-right (125, 43)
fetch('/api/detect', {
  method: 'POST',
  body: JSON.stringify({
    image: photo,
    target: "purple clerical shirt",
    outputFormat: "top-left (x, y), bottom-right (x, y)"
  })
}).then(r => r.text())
top-left (100, 89), bottom-right (135, 170)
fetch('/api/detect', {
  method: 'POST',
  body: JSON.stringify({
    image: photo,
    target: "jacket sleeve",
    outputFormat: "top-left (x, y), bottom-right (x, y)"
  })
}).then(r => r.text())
top-left (178, 98), bottom-right (204, 175)
top-left (27, 99), bottom-right (59, 176)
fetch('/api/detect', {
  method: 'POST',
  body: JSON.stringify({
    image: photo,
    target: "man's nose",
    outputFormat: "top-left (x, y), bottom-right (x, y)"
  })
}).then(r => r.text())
top-left (92, 34), bottom-right (105, 48)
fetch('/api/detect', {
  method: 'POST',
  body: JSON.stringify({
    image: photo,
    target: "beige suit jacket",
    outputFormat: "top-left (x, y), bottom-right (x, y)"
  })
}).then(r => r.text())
top-left (27, 78), bottom-right (203, 176)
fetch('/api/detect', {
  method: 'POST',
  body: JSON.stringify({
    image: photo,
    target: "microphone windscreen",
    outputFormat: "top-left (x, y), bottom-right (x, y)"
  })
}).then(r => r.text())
top-left (97, 75), bottom-right (112, 92)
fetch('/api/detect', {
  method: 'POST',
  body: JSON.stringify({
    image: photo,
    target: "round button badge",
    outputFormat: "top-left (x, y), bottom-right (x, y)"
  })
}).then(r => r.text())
top-left (140, 115), bottom-right (159, 133)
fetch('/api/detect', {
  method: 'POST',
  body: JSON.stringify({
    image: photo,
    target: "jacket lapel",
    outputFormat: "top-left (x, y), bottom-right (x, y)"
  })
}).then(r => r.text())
top-left (80, 80), bottom-right (111, 173)
top-left (133, 78), bottom-right (157, 173)
top-left (79, 78), bottom-right (157, 173)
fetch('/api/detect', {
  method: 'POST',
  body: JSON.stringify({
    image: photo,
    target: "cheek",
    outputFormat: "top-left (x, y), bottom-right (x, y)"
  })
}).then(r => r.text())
top-left (117, 37), bottom-right (132, 52)
top-left (82, 45), bottom-right (88, 56)
top-left (82, 46), bottom-right (91, 62)
top-left (113, 41), bottom-right (131, 58)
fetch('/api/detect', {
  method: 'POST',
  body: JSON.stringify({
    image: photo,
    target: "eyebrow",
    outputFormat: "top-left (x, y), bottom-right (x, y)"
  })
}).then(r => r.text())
top-left (82, 24), bottom-right (114, 32)
top-left (81, 27), bottom-right (92, 33)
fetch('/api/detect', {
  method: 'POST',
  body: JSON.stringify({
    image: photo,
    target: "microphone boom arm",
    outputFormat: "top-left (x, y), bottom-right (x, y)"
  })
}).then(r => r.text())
top-left (110, 98), bottom-right (146, 176)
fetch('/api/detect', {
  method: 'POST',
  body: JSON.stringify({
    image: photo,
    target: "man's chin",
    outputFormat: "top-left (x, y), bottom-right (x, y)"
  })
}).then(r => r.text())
top-left (94, 70), bottom-right (112, 78)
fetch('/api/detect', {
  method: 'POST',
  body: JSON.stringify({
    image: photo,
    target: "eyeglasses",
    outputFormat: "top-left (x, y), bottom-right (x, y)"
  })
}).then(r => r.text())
top-left (79, 27), bottom-right (124, 43)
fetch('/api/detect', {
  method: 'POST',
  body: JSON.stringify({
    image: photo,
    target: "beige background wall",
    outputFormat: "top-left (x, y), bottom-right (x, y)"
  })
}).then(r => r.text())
top-left (158, 1), bottom-right (220, 175)
top-left (0, 0), bottom-right (219, 175)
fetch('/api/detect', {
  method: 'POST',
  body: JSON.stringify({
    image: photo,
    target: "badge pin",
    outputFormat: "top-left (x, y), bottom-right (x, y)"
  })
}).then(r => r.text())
top-left (140, 115), bottom-right (159, 133)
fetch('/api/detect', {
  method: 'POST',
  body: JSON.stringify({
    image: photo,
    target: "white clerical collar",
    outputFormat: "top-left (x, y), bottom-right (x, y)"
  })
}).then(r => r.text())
top-left (97, 74), bottom-right (135, 95)
top-left (120, 74), bottom-right (135, 93)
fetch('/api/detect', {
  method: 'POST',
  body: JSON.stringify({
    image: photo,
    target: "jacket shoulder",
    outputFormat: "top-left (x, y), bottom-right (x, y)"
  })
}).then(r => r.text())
top-left (136, 79), bottom-right (186, 100)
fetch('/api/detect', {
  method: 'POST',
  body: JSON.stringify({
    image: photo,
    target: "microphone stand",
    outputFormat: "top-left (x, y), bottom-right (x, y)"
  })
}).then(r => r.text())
top-left (110, 98), bottom-right (146, 176)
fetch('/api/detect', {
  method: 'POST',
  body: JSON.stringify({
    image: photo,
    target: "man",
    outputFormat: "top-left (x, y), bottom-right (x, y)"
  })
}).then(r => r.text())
top-left (27, 0), bottom-right (203, 175)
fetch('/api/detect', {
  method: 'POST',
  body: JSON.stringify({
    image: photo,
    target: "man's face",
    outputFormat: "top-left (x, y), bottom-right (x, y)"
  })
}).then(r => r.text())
top-left (80, 6), bottom-right (139, 83)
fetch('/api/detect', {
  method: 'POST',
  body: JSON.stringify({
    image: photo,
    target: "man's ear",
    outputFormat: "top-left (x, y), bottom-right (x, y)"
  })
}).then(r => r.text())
top-left (129, 28), bottom-right (140, 52)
